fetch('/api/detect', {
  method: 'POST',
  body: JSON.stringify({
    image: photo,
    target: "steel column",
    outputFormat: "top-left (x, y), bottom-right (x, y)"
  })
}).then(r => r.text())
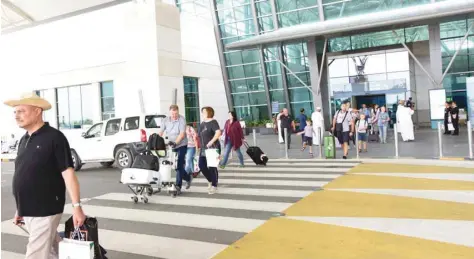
top-left (267, 49), bottom-right (318, 97)
top-left (210, 0), bottom-right (234, 110)
top-left (250, 0), bottom-right (273, 117)
top-left (269, 0), bottom-right (279, 29)
top-left (317, 38), bottom-right (328, 95)
top-left (316, 0), bottom-right (325, 21)
top-left (277, 46), bottom-right (292, 110)
top-left (392, 29), bottom-right (438, 87)
top-left (440, 21), bottom-right (474, 84)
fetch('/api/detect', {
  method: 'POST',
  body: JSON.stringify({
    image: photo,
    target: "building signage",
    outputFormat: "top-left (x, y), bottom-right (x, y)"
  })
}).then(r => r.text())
top-left (428, 89), bottom-right (446, 120)
top-left (271, 101), bottom-right (279, 113)
top-left (466, 77), bottom-right (474, 127)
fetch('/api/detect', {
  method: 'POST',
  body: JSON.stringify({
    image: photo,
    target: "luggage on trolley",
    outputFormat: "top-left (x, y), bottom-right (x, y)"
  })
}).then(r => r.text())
top-left (120, 133), bottom-right (180, 203)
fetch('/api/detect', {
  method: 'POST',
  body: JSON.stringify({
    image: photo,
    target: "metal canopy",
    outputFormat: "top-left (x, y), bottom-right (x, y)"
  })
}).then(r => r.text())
top-left (226, 0), bottom-right (474, 50)
top-left (1, 0), bottom-right (129, 33)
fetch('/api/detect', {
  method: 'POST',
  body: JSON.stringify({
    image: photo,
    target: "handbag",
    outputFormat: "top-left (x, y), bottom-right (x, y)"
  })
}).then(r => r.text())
top-left (448, 123), bottom-right (455, 131)
top-left (205, 148), bottom-right (220, 168)
top-left (65, 216), bottom-right (106, 259)
top-left (59, 228), bottom-right (94, 259)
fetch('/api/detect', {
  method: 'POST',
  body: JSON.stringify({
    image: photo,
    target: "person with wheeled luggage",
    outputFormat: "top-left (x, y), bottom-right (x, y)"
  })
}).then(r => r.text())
top-left (331, 103), bottom-right (355, 159)
top-left (160, 105), bottom-right (192, 194)
top-left (198, 107), bottom-right (222, 194)
top-left (219, 111), bottom-right (245, 169)
top-left (5, 93), bottom-right (86, 259)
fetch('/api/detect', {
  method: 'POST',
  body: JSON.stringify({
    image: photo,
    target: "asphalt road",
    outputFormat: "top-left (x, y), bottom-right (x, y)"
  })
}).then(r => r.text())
top-left (1, 160), bottom-right (357, 259)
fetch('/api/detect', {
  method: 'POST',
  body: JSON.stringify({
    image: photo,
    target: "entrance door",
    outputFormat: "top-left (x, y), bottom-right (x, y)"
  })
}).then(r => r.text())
top-left (355, 94), bottom-right (386, 108)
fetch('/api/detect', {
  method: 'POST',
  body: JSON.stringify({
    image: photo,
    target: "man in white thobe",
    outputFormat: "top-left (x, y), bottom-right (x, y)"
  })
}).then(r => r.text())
top-left (311, 107), bottom-right (324, 145)
top-left (396, 100), bottom-right (415, 141)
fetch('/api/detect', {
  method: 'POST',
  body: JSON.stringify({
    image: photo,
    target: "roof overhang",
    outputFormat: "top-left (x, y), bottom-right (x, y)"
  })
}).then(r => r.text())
top-left (226, 0), bottom-right (474, 50)
top-left (1, 0), bottom-right (132, 34)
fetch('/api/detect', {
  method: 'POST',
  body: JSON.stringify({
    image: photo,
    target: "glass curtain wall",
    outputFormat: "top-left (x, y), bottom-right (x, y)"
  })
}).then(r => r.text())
top-left (328, 50), bottom-right (411, 115)
top-left (100, 81), bottom-right (115, 121)
top-left (183, 77), bottom-right (201, 124)
top-left (440, 18), bottom-right (474, 111)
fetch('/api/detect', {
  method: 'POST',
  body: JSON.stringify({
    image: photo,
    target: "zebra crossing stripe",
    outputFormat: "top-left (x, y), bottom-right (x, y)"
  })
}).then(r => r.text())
top-left (94, 192), bottom-right (294, 212)
top-left (1, 221), bottom-right (227, 259)
top-left (218, 172), bottom-right (343, 179)
top-left (176, 178), bottom-right (330, 187)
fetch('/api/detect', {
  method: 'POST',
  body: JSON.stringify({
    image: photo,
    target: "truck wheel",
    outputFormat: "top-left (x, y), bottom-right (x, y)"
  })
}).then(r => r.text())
top-left (115, 148), bottom-right (133, 169)
top-left (100, 162), bottom-right (114, 168)
top-left (71, 150), bottom-right (83, 171)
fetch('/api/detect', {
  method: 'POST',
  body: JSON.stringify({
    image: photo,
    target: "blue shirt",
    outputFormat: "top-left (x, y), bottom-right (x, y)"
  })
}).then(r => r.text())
top-left (162, 115), bottom-right (187, 148)
top-left (298, 114), bottom-right (307, 131)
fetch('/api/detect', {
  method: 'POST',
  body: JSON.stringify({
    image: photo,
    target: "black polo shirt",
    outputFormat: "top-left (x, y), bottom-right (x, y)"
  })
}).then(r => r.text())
top-left (13, 123), bottom-right (74, 217)
top-left (280, 114), bottom-right (292, 129)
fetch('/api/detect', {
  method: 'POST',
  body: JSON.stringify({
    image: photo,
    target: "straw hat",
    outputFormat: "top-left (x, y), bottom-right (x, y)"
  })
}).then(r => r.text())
top-left (4, 92), bottom-right (52, 110)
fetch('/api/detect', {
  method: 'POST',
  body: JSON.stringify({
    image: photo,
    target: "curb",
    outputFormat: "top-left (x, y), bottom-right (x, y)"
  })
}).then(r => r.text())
top-left (1, 158), bottom-right (15, 162)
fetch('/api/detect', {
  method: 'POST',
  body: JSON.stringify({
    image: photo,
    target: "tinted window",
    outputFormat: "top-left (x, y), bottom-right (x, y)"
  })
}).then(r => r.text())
top-left (105, 119), bottom-right (121, 136)
top-left (87, 123), bottom-right (103, 138)
top-left (124, 117), bottom-right (140, 131)
top-left (145, 115), bottom-right (166, 128)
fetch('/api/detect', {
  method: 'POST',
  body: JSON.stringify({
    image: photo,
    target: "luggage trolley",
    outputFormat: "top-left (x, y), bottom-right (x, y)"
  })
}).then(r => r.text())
top-left (120, 137), bottom-right (181, 203)
top-left (151, 142), bottom-right (180, 197)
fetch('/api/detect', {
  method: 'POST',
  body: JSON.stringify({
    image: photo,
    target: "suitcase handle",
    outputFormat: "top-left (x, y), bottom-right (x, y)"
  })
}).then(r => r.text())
top-left (243, 140), bottom-right (249, 149)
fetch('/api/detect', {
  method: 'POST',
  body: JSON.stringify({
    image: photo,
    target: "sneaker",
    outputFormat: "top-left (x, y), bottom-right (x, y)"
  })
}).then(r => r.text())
top-left (238, 165), bottom-right (244, 168)
top-left (207, 182), bottom-right (212, 190)
top-left (185, 177), bottom-right (192, 189)
top-left (219, 165), bottom-right (225, 169)
top-left (208, 186), bottom-right (217, 194)
top-left (343, 156), bottom-right (347, 159)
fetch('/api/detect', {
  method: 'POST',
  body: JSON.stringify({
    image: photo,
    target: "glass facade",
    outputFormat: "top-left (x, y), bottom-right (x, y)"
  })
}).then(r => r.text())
top-left (440, 18), bottom-right (474, 110)
top-left (328, 50), bottom-right (412, 116)
top-left (183, 77), bottom-right (201, 124)
top-left (100, 81), bottom-right (115, 121)
top-left (209, 0), bottom-right (466, 123)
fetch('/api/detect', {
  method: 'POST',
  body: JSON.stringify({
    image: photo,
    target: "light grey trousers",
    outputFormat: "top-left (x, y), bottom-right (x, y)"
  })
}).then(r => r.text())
top-left (24, 213), bottom-right (62, 259)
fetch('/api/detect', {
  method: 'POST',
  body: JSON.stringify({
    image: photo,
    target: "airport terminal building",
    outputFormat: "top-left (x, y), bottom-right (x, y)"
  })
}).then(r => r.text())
top-left (210, 0), bottom-right (474, 127)
top-left (1, 0), bottom-right (473, 138)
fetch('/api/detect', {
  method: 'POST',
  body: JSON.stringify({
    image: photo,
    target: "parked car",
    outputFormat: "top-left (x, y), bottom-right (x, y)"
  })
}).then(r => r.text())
top-left (69, 114), bottom-right (166, 171)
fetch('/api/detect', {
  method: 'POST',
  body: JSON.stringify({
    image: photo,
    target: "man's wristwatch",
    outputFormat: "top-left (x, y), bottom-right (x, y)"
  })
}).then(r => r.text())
top-left (72, 202), bottom-right (82, 208)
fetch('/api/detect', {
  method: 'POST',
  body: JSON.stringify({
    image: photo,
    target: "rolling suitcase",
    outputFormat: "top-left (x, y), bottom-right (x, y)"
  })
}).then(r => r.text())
top-left (244, 142), bottom-right (268, 166)
top-left (324, 135), bottom-right (336, 159)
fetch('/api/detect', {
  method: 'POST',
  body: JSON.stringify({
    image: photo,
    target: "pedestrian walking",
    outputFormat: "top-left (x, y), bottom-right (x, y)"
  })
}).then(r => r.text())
top-left (160, 105), bottom-right (192, 193)
top-left (376, 106), bottom-right (390, 143)
top-left (331, 103), bottom-right (355, 159)
top-left (279, 108), bottom-right (295, 149)
top-left (4, 92), bottom-right (86, 259)
top-left (185, 123), bottom-right (199, 175)
top-left (198, 107), bottom-right (222, 194)
top-left (219, 111), bottom-right (245, 169)
top-left (297, 118), bottom-right (314, 157)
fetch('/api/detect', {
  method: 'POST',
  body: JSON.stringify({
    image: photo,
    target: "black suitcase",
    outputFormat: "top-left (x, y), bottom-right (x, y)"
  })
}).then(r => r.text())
top-left (244, 142), bottom-right (268, 166)
top-left (368, 129), bottom-right (379, 142)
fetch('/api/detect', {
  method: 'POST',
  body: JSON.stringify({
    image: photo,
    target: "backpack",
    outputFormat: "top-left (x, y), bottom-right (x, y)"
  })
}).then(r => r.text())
top-left (147, 133), bottom-right (166, 151)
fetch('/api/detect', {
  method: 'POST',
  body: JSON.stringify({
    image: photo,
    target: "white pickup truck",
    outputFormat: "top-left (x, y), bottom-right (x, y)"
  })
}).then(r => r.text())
top-left (69, 114), bottom-right (166, 171)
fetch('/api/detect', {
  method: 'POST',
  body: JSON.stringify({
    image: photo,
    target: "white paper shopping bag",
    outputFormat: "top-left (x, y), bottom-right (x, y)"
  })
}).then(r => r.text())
top-left (205, 148), bottom-right (220, 168)
top-left (59, 238), bottom-right (94, 259)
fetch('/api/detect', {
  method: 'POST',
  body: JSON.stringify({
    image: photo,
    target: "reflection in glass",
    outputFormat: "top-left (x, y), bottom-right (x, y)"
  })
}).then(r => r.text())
top-left (270, 89), bottom-right (285, 104)
top-left (289, 87), bottom-right (312, 102)
top-left (56, 88), bottom-right (69, 129)
top-left (81, 84), bottom-right (99, 126)
top-left (68, 86), bottom-right (82, 129)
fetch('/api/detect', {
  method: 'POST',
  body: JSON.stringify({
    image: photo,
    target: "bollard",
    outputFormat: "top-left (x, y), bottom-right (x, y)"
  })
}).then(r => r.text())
top-left (438, 121), bottom-right (443, 158)
top-left (394, 124), bottom-right (399, 158)
top-left (284, 128), bottom-right (289, 159)
top-left (355, 130), bottom-right (359, 159)
top-left (318, 127), bottom-right (323, 159)
top-left (252, 128), bottom-right (257, 146)
top-left (468, 122), bottom-right (473, 159)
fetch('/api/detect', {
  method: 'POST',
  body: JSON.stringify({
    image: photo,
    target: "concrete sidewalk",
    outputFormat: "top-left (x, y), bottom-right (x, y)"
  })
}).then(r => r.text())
top-left (246, 128), bottom-right (473, 160)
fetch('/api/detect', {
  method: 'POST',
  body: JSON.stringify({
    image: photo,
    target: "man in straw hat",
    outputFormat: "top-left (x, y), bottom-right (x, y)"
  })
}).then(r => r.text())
top-left (4, 92), bottom-right (86, 259)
